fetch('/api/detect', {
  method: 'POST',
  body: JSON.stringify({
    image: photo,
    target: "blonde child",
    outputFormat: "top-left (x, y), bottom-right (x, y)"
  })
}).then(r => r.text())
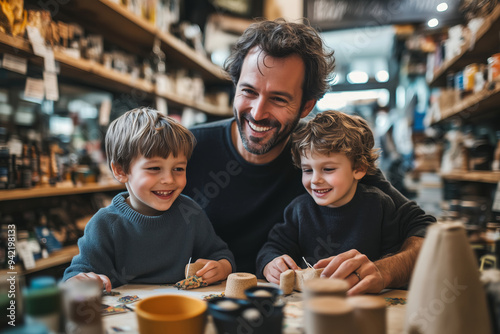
top-left (64, 107), bottom-right (234, 291)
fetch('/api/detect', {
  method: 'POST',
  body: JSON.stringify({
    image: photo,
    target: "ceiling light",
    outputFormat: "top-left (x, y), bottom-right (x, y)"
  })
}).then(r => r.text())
top-left (437, 2), bottom-right (448, 12)
top-left (347, 71), bottom-right (369, 84)
top-left (428, 18), bottom-right (439, 28)
top-left (376, 70), bottom-right (389, 82)
top-left (330, 74), bottom-right (340, 85)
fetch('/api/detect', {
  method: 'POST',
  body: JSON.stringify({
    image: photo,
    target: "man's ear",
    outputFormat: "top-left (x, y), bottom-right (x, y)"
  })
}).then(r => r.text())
top-left (111, 163), bottom-right (127, 183)
top-left (300, 99), bottom-right (317, 118)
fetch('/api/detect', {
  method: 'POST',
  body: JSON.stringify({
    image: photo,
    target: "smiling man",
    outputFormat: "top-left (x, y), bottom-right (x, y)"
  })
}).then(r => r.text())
top-left (232, 47), bottom-right (315, 164)
top-left (184, 19), bottom-right (435, 295)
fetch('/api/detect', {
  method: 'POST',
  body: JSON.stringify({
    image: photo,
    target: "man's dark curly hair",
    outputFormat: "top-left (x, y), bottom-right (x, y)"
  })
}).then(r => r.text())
top-left (224, 18), bottom-right (335, 106)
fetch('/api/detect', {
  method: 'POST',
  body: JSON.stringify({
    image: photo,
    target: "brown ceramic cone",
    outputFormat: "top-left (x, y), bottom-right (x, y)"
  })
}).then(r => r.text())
top-left (404, 222), bottom-right (492, 334)
top-left (346, 295), bottom-right (386, 334)
top-left (185, 262), bottom-right (205, 278)
top-left (224, 273), bottom-right (257, 299)
top-left (280, 269), bottom-right (296, 295)
top-left (304, 296), bottom-right (355, 334)
top-left (303, 277), bottom-right (349, 300)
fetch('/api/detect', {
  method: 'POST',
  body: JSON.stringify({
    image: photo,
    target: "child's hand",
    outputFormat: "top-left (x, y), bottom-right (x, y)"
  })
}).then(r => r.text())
top-left (263, 255), bottom-right (300, 284)
top-left (194, 259), bottom-right (232, 285)
top-left (67, 272), bottom-right (112, 292)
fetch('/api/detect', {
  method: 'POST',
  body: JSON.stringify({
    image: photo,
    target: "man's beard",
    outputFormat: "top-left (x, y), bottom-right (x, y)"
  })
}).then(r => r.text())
top-left (234, 109), bottom-right (302, 155)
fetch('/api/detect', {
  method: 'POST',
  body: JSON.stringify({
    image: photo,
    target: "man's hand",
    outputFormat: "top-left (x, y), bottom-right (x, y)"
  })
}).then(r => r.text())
top-left (194, 259), bottom-right (232, 285)
top-left (263, 255), bottom-right (300, 284)
top-left (67, 272), bottom-right (112, 292)
top-left (314, 249), bottom-right (385, 296)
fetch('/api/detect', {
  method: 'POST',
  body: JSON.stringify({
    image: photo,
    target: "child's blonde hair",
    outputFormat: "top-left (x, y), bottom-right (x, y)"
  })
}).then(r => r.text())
top-left (105, 107), bottom-right (196, 173)
top-left (291, 110), bottom-right (379, 175)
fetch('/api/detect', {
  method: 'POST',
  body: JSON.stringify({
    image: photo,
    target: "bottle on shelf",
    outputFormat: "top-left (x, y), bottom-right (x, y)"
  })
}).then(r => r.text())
top-left (492, 131), bottom-right (500, 171)
top-left (8, 154), bottom-right (17, 189)
top-left (21, 144), bottom-right (32, 189)
top-left (0, 127), bottom-right (9, 189)
top-left (30, 142), bottom-right (41, 187)
top-left (469, 130), bottom-right (494, 171)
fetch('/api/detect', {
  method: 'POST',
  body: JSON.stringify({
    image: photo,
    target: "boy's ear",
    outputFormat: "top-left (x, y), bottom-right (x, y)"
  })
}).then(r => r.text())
top-left (300, 99), bottom-right (316, 119)
top-left (353, 166), bottom-right (367, 180)
top-left (111, 163), bottom-right (128, 183)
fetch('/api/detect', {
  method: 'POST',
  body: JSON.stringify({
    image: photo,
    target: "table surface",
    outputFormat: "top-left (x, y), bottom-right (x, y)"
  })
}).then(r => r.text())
top-left (101, 280), bottom-right (407, 334)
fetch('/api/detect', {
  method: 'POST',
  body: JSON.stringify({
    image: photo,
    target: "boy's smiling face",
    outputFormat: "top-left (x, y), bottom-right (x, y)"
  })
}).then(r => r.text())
top-left (112, 154), bottom-right (187, 216)
top-left (300, 151), bottom-right (366, 208)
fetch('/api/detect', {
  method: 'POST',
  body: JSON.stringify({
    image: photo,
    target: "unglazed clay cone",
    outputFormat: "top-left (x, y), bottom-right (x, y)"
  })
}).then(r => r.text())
top-left (304, 296), bottom-right (355, 334)
top-left (404, 222), bottom-right (492, 334)
top-left (224, 273), bottom-right (257, 299)
top-left (346, 295), bottom-right (386, 334)
top-left (303, 277), bottom-right (349, 300)
top-left (280, 269), bottom-right (296, 295)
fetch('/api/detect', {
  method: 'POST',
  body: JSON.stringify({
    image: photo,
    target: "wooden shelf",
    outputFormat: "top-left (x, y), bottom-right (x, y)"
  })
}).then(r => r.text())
top-left (431, 84), bottom-right (500, 125)
top-left (1, 245), bottom-right (79, 276)
top-left (0, 182), bottom-right (126, 201)
top-left (441, 171), bottom-right (500, 184)
top-left (0, 33), bottom-right (232, 116)
top-left (58, 0), bottom-right (229, 83)
top-left (428, 5), bottom-right (500, 87)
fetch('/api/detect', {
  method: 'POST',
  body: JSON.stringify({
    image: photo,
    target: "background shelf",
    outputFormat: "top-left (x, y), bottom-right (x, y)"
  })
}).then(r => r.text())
top-left (428, 5), bottom-right (500, 87)
top-left (0, 182), bottom-right (126, 201)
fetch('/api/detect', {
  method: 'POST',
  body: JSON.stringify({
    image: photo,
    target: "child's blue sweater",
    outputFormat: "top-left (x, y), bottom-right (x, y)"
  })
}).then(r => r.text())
top-left (63, 192), bottom-right (235, 287)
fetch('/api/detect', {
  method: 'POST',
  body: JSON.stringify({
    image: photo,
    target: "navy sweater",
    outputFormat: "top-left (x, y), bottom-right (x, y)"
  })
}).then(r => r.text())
top-left (256, 184), bottom-right (428, 276)
top-left (63, 192), bottom-right (235, 287)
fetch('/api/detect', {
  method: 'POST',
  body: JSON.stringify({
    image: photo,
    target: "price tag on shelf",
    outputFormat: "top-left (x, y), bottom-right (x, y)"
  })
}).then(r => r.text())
top-left (2, 53), bottom-right (28, 74)
top-left (44, 48), bottom-right (57, 73)
top-left (156, 96), bottom-right (168, 116)
top-left (493, 182), bottom-right (500, 212)
top-left (99, 99), bottom-right (112, 126)
top-left (43, 72), bottom-right (59, 101)
top-left (26, 26), bottom-right (47, 57)
top-left (24, 77), bottom-right (45, 101)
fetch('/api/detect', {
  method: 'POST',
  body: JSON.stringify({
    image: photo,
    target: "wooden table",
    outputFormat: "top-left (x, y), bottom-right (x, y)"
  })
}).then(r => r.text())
top-left (102, 281), bottom-right (407, 333)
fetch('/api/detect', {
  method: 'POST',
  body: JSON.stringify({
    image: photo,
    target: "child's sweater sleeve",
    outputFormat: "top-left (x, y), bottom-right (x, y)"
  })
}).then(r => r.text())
top-left (62, 210), bottom-right (120, 286)
top-left (256, 200), bottom-right (303, 278)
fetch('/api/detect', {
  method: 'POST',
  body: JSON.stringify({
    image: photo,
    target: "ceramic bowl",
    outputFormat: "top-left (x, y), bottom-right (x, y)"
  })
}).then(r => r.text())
top-left (135, 295), bottom-right (207, 334)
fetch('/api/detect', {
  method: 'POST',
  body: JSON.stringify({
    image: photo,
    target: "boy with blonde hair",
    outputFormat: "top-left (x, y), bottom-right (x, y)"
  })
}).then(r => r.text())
top-left (257, 110), bottom-right (426, 294)
top-left (64, 107), bottom-right (234, 291)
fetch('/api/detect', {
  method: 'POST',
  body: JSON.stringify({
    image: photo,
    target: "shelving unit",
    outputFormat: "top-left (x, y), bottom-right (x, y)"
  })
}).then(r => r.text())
top-left (1, 244), bottom-right (80, 277)
top-left (0, 182), bottom-right (125, 201)
top-left (428, 5), bottom-right (500, 126)
top-left (0, 0), bottom-right (233, 116)
top-left (58, 0), bottom-right (228, 83)
top-left (0, 181), bottom-right (121, 277)
top-left (441, 171), bottom-right (500, 184)
top-left (426, 6), bottom-right (500, 225)
top-left (432, 83), bottom-right (500, 125)
top-left (428, 5), bottom-right (500, 87)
